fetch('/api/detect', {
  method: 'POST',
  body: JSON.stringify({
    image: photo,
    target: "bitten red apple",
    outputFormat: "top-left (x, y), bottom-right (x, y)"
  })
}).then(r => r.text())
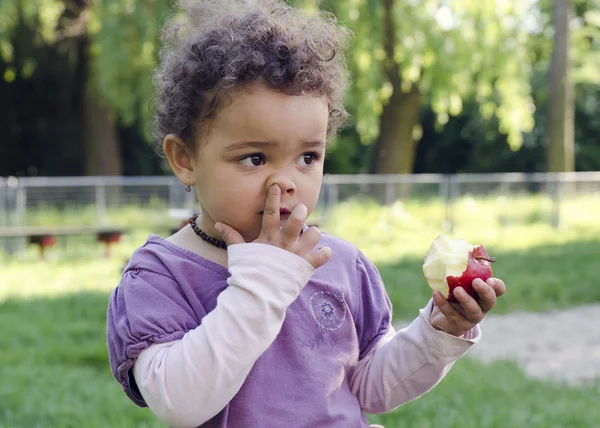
top-left (422, 234), bottom-right (496, 303)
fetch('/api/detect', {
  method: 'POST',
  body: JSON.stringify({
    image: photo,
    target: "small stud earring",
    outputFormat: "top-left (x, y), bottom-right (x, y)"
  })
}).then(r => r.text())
top-left (184, 179), bottom-right (192, 193)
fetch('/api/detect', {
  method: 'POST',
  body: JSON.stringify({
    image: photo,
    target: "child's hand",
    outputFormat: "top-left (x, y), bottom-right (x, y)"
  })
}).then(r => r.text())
top-left (215, 184), bottom-right (332, 269)
top-left (429, 278), bottom-right (506, 337)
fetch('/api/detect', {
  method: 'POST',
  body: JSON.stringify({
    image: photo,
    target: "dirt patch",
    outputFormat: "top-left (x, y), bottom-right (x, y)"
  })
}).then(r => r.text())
top-left (397, 304), bottom-right (600, 386)
top-left (467, 304), bottom-right (600, 386)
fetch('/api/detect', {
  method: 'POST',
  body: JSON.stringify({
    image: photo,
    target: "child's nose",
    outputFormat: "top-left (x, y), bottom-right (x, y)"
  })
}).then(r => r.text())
top-left (266, 174), bottom-right (296, 196)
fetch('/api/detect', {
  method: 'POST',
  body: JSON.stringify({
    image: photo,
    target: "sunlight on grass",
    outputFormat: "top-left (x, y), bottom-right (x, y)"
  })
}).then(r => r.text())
top-left (0, 231), bottom-right (152, 301)
top-left (21, 199), bottom-right (173, 230)
top-left (1, 196), bottom-right (598, 306)
top-left (322, 196), bottom-right (600, 264)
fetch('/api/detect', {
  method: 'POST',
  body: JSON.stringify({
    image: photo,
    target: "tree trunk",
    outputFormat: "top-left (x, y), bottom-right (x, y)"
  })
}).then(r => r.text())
top-left (371, 85), bottom-right (421, 174)
top-left (83, 84), bottom-right (122, 176)
top-left (547, 0), bottom-right (575, 173)
top-left (370, 0), bottom-right (422, 174)
top-left (72, 1), bottom-right (122, 177)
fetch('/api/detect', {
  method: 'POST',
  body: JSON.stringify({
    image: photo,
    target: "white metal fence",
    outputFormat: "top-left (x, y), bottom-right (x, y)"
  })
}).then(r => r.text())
top-left (1, 172), bottom-right (599, 252)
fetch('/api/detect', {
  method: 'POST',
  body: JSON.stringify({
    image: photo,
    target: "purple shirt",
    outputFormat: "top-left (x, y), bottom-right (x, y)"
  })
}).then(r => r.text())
top-left (107, 233), bottom-right (393, 427)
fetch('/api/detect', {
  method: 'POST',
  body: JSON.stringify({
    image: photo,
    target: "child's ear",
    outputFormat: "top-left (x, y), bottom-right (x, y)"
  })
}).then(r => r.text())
top-left (163, 134), bottom-right (194, 186)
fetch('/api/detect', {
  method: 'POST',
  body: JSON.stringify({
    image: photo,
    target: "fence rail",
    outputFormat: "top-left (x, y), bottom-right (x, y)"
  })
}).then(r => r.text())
top-left (1, 172), bottom-right (599, 253)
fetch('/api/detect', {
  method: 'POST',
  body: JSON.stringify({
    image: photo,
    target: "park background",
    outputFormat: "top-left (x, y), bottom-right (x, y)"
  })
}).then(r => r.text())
top-left (1, 0), bottom-right (599, 427)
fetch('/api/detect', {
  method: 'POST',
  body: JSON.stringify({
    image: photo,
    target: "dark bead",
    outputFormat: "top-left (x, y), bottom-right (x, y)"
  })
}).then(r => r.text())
top-left (188, 213), bottom-right (227, 249)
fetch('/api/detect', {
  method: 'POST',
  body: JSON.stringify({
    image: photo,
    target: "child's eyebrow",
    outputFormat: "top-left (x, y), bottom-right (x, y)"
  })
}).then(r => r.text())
top-left (224, 140), bottom-right (325, 152)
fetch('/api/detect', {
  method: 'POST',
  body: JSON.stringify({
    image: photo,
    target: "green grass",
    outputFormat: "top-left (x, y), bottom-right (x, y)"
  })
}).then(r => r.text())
top-left (1, 198), bottom-right (599, 426)
top-left (369, 358), bottom-right (600, 428)
top-left (1, 291), bottom-right (599, 427)
top-left (0, 293), bottom-right (162, 428)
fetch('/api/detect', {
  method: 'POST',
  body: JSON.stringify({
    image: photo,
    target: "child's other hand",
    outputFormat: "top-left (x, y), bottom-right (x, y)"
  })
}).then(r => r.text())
top-left (429, 278), bottom-right (506, 337)
top-left (215, 184), bottom-right (332, 269)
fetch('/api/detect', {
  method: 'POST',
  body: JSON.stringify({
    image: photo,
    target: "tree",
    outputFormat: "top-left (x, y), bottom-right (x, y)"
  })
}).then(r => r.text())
top-left (318, 0), bottom-right (536, 173)
top-left (529, 0), bottom-right (599, 172)
top-left (547, 0), bottom-right (575, 172)
top-left (0, 0), bottom-right (170, 176)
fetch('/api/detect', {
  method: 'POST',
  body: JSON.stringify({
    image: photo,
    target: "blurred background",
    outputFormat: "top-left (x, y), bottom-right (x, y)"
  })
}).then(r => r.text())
top-left (0, 0), bottom-right (599, 427)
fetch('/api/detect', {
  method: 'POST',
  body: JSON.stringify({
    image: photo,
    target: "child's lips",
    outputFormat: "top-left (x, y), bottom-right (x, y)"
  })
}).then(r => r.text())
top-left (258, 209), bottom-right (291, 216)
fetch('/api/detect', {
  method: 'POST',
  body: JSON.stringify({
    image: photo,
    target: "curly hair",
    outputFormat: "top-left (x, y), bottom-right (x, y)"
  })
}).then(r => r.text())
top-left (152, 0), bottom-right (352, 154)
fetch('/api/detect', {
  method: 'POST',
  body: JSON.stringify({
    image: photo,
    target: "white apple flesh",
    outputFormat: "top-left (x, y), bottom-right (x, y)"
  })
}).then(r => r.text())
top-left (422, 234), bottom-right (496, 302)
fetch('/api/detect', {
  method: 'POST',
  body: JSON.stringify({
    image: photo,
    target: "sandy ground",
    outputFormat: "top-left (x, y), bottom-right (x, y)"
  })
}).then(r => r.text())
top-left (397, 303), bottom-right (600, 386)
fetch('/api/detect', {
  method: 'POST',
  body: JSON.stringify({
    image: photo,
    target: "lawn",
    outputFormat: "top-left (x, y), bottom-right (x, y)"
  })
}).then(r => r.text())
top-left (1, 199), bottom-right (599, 427)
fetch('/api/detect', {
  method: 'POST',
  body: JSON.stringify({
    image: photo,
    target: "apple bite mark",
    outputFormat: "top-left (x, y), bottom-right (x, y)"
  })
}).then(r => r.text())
top-left (422, 234), bottom-right (496, 303)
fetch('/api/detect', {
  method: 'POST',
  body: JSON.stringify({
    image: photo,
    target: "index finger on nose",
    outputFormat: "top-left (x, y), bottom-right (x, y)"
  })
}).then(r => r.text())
top-left (262, 184), bottom-right (281, 232)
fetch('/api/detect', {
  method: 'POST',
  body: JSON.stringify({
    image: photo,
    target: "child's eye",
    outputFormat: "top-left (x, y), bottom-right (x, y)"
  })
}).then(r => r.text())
top-left (239, 154), bottom-right (265, 167)
top-left (296, 152), bottom-right (321, 167)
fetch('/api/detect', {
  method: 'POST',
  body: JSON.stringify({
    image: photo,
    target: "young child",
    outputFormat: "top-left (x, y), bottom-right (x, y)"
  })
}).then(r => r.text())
top-left (106, 1), bottom-right (506, 427)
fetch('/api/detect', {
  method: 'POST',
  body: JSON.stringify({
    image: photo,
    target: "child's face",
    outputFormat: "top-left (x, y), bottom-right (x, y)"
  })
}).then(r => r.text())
top-left (192, 84), bottom-right (329, 242)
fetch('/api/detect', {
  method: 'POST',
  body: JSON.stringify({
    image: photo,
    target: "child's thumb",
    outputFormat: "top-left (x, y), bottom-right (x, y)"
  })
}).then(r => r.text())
top-left (214, 222), bottom-right (245, 247)
top-left (307, 246), bottom-right (332, 269)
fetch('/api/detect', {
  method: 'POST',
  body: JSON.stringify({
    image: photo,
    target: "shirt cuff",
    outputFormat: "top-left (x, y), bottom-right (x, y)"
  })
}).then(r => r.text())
top-left (418, 298), bottom-right (481, 359)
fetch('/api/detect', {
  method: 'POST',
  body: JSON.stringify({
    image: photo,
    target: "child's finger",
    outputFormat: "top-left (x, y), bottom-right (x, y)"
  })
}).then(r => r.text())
top-left (453, 287), bottom-right (484, 323)
top-left (432, 291), bottom-right (457, 316)
top-left (473, 279), bottom-right (497, 313)
top-left (487, 278), bottom-right (506, 297)
top-left (281, 204), bottom-right (307, 245)
top-left (298, 225), bottom-right (321, 251)
top-left (261, 184), bottom-right (281, 235)
top-left (306, 246), bottom-right (332, 269)
top-left (433, 291), bottom-right (469, 322)
top-left (214, 222), bottom-right (245, 246)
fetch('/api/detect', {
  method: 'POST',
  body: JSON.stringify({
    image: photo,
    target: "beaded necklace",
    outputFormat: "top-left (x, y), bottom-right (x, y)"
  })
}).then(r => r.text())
top-left (189, 213), bottom-right (227, 249)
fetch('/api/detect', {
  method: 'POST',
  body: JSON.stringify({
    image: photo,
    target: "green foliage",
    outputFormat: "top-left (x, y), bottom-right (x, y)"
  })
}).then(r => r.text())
top-left (0, 0), bottom-right (64, 82)
top-left (0, 0), bottom-right (598, 176)
top-left (90, 0), bottom-right (171, 134)
top-left (319, 0), bottom-right (536, 150)
top-left (0, 0), bottom-right (546, 149)
top-left (573, 1), bottom-right (600, 84)
top-left (0, 0), bottom-right (170, 137)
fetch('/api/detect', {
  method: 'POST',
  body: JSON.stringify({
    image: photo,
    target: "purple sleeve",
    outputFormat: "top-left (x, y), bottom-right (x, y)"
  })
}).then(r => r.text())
top-left (106, 269), bottom-right (201, 407)
top-left (355, 252), bottom-right (393, 360)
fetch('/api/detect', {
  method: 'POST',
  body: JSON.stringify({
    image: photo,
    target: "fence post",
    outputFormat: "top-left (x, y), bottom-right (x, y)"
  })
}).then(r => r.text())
top-left (14, 181), bottom-right (27, 254)
top-left (95, 184), bottom-right (106, 225)
top-left (440, 176), bottom-right (449, 231)
top-left (326, 180), bottom-right (339, 222)
top-left (16, 184), bottom-right (27, 227)
top-left (549, 173), bottom-right (561, 229)
top-left (0, 182), bottom-right (5, 228)
top-left (385, 178), bottom-right (395, 205)
top-left (499, 180), bottom-right (510, 227)
top-left (168, 179), bottom-right (176, 210)
top-left (445, 175), bottom-right (458, 235)
top-left (0, 181), bottom-right (6, 253)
